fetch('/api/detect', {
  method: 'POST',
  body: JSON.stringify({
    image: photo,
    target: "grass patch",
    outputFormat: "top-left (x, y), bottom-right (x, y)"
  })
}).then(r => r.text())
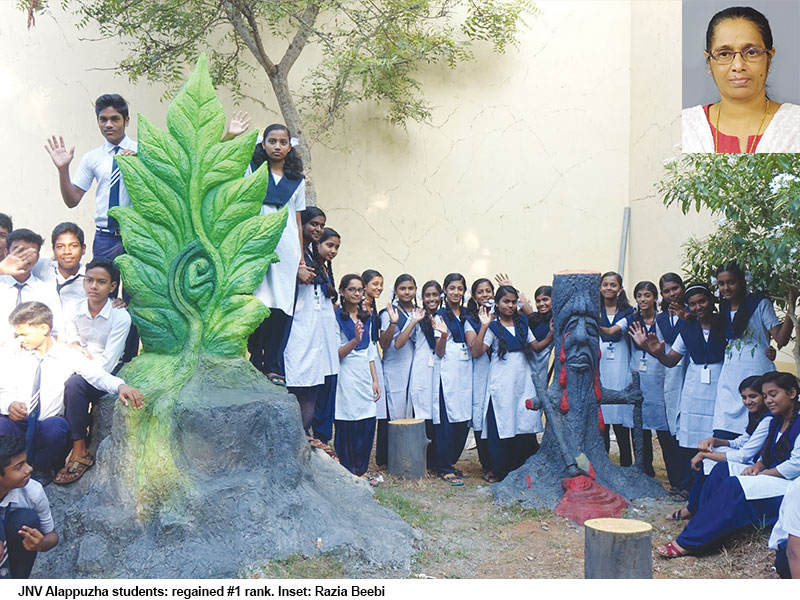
top-left (245, 554), bottom-right (347, 579)
top-left (491, 501), bottom-right (554, 525)
top-left (375, 487), bottom-right (440, 532)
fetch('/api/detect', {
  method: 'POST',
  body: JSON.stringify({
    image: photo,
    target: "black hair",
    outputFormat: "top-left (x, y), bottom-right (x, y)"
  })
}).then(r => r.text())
top-left (529, 285), bottom-right (553, 329)
top-left (86, 258), bottom-right (121, 286)
top-left (391, 274), bottom-right (418, 307)
top-left (759, 371), bottom-right (800, 397)
top-left (361, 269), bottom-right (383, 316)
top-left (685, 282), bottom-right (726, 342)
top-left (442, 273), bottom-right (467, 327)
top-left (738, 374), bottom-right (763, 394)
top-left (0, 213), bottom-right (12, 233)
top-left (419, 280), bottom-right (443, 343)
top-left (6, 229), bottom-right (44, 251)
top-left (51, 222), bottom-right (85, 247)
top-left (300, 207), bottom-right (326, 252)
top-left (313, 227), bottom-right (340, 300)
top-left (9, 301), bottom-right (53, 329)
top-left (250, 124), bottom-right (304, 180)
top-left (716, 261), bottom-right (750, 337)
top-left (493, 285), bottom-right (534, 361)
top-left (705, 6), bottom-right (773, 52)
top-left (534, 285), bottom-right (552, 299)
top-left (633, 281), bottom-right (659, 312)
top-left (658, 272), bottom-right (685, 312)
top-left (95, 94), bottom-right (129, 119)
top-left (338, 274), bottom-right (371, 323)
top-left (0, 435), bottom-right (26, 476)
top-left (600, 271), bottom-right (631, 311)
top-left (466, 278), bottom-right (494, 321)
top-left (739, 375), bottom-right (767, 436)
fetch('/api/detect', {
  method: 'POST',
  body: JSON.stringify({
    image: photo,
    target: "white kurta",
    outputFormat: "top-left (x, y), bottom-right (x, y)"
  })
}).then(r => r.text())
top-left (714, 298), bottom-right (779, 434)
top-left (624, 321), bottom-right (668, 431)
top-left (768, 477), bottom-right (800, 550)
top-left (682, 103), bottom-right (800, 153)
top-left (436, 326), bottom-right (472, 425)
top-left (481, 326), bottom-right (541, 440)
top-left (701, 416), bottom-right (772, 475)
top-left (465, 321), bottom-right (490, 431)
top-left (379, 308), bottom-right (414, 420)
top-left (252, 176), bottom-right (306, 315)
top-left (407, 324), bottom-right (439, 421)
top-left (284, 281), bottom-right (338, 387)
top-left (599, 317), bottom-right (632, 425)
top-left (661, 312), bottom-right (686, 436)
top-left (671, 334), bottom-right (722, 449)
top-left (334, 323), bottom-right (378, 421)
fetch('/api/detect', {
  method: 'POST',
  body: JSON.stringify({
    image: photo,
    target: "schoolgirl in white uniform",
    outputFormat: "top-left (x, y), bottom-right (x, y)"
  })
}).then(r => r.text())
top-left (246, 124), bottom-right (306, 386)
top-left (464, 277), bottom-right (494, 481)
top-left (598, 271), bottom-right (635, 466)
top-left (361, 269), bottom-right (388, 466)
top-left (395, 280), bottom-right (442, 472)
top-left (334, 274), bottom-right (380, 477)
top-left (714, 262), bottom-right (795, 439)
top-left (284, 226), bottom-right (339, 440)
top-left (528, 285), bottom-right (555, 387)
top-left (471, 286), bottom-right (547, 482)
top-left (430, 273), bottom-right (473, 485)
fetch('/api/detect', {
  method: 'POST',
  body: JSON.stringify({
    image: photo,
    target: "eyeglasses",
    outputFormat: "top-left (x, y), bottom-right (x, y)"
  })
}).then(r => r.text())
top-left (345, 287), bottom-right (364, 294)
top-left (708, 47), bottom-right (768, 65)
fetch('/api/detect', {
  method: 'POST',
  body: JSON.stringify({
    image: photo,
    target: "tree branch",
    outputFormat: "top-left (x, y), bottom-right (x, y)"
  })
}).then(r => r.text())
top-left (221, 0), bottom-right (276, 76)
top-left (277, 3), bottom-right (321, 75)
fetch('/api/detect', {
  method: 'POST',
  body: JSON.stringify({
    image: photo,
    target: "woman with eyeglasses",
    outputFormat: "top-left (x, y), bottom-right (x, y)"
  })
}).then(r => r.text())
top-left (682, 6), bottom-right (800, 153)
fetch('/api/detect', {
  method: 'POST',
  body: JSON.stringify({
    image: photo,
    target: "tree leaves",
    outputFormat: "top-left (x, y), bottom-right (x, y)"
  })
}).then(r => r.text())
top-left (111, 54), bottom-right (286, 358)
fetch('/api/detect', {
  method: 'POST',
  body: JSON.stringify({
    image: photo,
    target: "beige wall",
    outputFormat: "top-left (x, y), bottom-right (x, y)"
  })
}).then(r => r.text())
top-left (8, 1), bottom-right (789, 363)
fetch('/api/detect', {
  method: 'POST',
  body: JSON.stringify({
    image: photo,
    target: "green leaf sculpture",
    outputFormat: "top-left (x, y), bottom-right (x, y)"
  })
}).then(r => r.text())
top-left (108, 55), bottom-right (286, 514)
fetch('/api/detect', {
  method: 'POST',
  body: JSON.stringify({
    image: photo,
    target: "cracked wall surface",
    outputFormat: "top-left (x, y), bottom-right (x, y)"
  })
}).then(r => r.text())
top-left (1, 1), bottom-right (712, 312)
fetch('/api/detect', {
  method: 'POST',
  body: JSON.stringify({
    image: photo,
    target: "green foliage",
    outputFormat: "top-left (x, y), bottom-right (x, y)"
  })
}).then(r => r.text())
top-left (658, 153), bottom-right (800, 306)
top-left (112, 54), bottom-right (285, 357)
top-left (27, 0), bottom-right (534, 139)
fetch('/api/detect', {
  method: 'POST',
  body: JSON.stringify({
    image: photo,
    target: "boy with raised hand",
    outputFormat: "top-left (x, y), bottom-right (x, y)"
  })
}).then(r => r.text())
top-left (33, 222), bottom-right (87, 310)
top-left (0, 230), bottom-right (62, 342)
top-left (0, 302), bottom-right (143, 484)
top-left (0, 434), bottom-right (58, 578)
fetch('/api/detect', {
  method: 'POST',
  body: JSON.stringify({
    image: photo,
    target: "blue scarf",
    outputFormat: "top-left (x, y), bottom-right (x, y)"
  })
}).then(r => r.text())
top-left (676, 319), bottom-right (726, 365)
top-left (656, 310), bottom-right (683, 345)
top-left (760, 410), bottom-right (800, 469)
top-left (337, 308), bottom-right (370, 351)
top-left (719, 293), bottom-right (764, 340)
top-left (437, 307), bottom-right (467, 344)
top-left (250, 163), bottom-right (303, 208)
top-left (600, 305), bottom-right (634, 342)
top-left (489, 320), bottom-right (526, 353)
top-left (529, 315), bottom-right (552, 342)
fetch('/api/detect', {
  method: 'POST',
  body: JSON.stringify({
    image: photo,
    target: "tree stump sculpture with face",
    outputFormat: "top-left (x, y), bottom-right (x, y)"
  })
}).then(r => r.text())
top-left (493, 272), bottom-right (665, 520)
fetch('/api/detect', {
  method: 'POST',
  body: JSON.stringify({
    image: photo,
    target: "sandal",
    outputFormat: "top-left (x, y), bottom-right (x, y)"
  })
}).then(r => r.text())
top-left (54, 452), bottom-right (95, 485)
top-left (667, 508), bottom-right (691, 521)
top-left (440, 473), bottom-right (464, 487)
top-left (668, 487), bottom-right (689, 501)
top-left (453, 469), bottom-right (470, 479)
top-left (266, 373), bottom-right (286, 386)
top-left (655, 541), bottom-right (688, 559)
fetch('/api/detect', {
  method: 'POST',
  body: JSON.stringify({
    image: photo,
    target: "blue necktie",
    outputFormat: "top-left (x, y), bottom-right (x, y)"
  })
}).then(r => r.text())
top-left (13, 282), bottom-right (24, 306)
top-left (25, 357), bottom-right (43, 466)
top-left (108, 146), bottom-right (121, 231)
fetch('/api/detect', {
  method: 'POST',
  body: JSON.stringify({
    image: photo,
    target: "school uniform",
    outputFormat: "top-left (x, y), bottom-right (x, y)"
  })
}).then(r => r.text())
top-left (465, 317), bottom-right (491, 472)
top-left (73, 135), bottom-right (137, 259)
top-left (406, 321), bottom-right (441, 470)
top-left (715, 295), bottom-right (779, 437)
top-left (32, 259), bottom-right (86, 310)
top-left (657, 310), bottom-right (686, 436)
top-left (481, 321), bottom-right (541, 480)
top-left (528, 315), bottom-right (553, 384)
top-left (676, 412), bottom-right (800, 551)
top-left (670, 320), bottom-right (727, 449)
top-left (334, 310), bottom-right (378, 476)
top-left (0, 343), bottom-right (124, 470)
top-left (65, 298), bottom-right (131, 373)
top-left (0, 479), bottom-right (55, 578)
top-left (248, 170), bottom-right (306, 379)
top-left (599, 306), bottom-right (634, 423)
top-left (284, 272), bottom-right (339, 434)
top-left (433, 309), bottom-right (472, 475)
top-left (769, 477), bottom-right (800, 578)
top-left (368, 311), bottom-right (389, 465)
top-left (0, 275), bottom-right (64, 342)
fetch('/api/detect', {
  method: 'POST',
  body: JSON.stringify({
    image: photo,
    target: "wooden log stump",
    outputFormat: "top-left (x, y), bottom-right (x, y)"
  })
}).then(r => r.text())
top-left (584, 518), bottom-right (652, 579)
top-left (387, 418), bottom-right (429, 480)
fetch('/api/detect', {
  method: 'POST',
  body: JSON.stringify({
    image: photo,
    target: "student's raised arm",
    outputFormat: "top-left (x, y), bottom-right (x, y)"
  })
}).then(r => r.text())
top-left (769, 288), bottom-right (798, 348)
top-left (379, 304), bottom-right (398, 351)
top-left (530, 319), bottom-right (554, 352)
top-left (395, 308), bottom-right (425, 349)
top-left (45, 136), bottom-right (86, 208)
top-left (470, 306), bottom-right (492, 358)
top-left (431, 316), bottom-right (448, 358)
top-left (628, 321), bottom-right (683, 368)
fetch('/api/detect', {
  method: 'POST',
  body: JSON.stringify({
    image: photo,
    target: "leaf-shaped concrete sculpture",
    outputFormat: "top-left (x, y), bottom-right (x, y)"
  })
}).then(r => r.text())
top-left (109, 55), bottom-right (286, 512)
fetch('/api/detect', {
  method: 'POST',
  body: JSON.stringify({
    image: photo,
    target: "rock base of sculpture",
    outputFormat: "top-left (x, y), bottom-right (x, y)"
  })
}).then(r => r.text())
top-left (554, 476), bottom-right (628, 526)
top-left (36, 357), bottom-right (416, 578)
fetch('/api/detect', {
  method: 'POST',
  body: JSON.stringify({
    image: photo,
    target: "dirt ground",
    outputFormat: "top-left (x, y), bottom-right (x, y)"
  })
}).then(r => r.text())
top-left (372, 438), bottom-right (779, 579)
top-left (249, 436), bottom-right (780, 579)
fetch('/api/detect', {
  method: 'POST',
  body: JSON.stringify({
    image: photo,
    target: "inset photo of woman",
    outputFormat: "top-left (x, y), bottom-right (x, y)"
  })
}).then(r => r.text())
top-left (682, 1), bottom-right (800, 153)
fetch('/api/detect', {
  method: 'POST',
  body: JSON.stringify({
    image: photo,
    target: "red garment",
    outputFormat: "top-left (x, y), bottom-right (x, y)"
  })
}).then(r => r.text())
top-left (704, 104), bottom-right (763, 153)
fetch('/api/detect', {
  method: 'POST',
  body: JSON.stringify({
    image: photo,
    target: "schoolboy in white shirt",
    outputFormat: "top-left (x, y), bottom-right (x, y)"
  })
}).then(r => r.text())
top-left (0, 434), bottom-right (58, 579)
top-left (33, 222), bottom-right (87, 310)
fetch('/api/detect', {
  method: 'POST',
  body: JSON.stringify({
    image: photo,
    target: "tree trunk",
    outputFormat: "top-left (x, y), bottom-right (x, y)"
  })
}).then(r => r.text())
top-left (387, 418), bottom-right (429, 480)
top-left (269, 72), bottom-right (317, 206)
top-left (584, 518), bottom-right (653, 579)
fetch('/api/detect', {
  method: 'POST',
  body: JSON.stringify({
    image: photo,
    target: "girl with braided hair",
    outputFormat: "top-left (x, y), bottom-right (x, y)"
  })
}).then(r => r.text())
top-left (471, 286), bottom-right (550, 482)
